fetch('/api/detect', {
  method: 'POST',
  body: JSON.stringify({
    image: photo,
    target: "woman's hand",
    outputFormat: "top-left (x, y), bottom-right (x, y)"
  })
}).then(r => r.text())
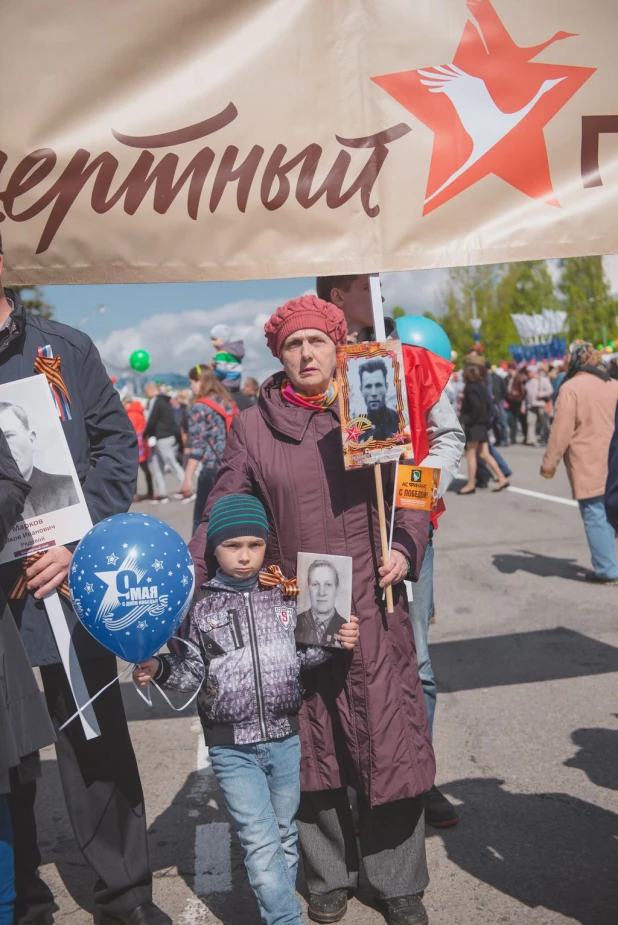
top-left (133, 658), bottom-right (160, 688)
top-left (540, 466), bottom-right (555, 480)
top-left (180, 479), bottom-right (194, 498)
top-left (379, 549), bottom-right (408, 588)
top-left (338, 615), bottom-right (359, 650)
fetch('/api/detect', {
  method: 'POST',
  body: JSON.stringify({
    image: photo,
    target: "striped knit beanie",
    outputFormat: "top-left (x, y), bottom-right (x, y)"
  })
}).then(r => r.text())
top-left (206, 494), bottom-right (269, 551)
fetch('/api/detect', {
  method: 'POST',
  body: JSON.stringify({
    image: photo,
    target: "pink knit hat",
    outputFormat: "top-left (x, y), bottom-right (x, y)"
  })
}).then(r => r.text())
top-left (264, 295), bottom-right (348, 358)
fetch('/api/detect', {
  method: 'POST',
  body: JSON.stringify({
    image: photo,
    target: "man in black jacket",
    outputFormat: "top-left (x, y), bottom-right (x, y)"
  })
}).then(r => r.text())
top-left (0, 236), bottom-right (169, 925)
top-left (0, 430), bottom-right (57, 925)
top-left (143, 382), bottom-right (184, 502)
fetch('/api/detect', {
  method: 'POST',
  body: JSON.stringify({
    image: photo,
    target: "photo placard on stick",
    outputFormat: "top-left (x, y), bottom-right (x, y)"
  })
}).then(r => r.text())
top-left (0, 375), bottom-right (92, 564)
top-left (395, 465), bottom-right (441, 513)
top-left (295, 552), bottom-right (353, 649)
top-left (336, 341), bottom-right (413, 470)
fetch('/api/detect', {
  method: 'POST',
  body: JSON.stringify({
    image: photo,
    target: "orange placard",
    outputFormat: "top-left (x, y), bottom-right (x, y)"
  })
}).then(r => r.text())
top-left (395, 465), bottom-right (441, 512)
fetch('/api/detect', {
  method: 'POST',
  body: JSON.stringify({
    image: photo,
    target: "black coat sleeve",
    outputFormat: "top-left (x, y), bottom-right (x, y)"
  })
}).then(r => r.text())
top-left (605, 403), bottom-right (618, 530)
top-left (0, 431), bottom-right (31, 547)
top-left (78, 338), bottom-right (138, 523)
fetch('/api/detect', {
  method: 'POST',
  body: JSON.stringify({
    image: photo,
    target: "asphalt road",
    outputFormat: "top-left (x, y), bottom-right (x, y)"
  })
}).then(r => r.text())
top-left (36, 444), bottom-right (618, 925)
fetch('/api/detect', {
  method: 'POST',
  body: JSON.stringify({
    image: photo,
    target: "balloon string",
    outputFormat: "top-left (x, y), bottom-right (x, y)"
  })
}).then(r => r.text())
top-left (58, 637), bottom-right (204, 732)
top-left (58, 663), bottom-right (134, 731)
top-left (132, 636), bottom-right (205, 714)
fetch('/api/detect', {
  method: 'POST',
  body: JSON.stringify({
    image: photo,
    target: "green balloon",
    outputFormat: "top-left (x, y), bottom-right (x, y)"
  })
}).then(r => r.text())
top-left (129, 349), bottom-right (150, 372)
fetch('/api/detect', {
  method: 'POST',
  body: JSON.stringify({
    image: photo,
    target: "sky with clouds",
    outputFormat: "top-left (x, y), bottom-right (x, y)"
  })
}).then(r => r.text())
top-left (39, 255), bottom-right (618, 384)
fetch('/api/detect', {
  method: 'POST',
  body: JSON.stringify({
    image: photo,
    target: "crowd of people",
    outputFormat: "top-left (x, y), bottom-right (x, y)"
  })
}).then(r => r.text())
top-left (1, 222), bottom-right (618, 925)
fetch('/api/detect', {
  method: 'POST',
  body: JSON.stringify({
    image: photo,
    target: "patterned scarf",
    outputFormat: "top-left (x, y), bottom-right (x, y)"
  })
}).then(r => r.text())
top-left (281, 377), bottom-right (338, 412)
top-left (566, 341), bottom-right (609, 382)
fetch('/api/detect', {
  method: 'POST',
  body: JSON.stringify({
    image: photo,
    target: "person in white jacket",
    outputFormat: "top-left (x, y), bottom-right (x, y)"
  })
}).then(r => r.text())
top-left (316, 274), bottom-right (465, 828)
top-left (525, 366), bottom-right (552, 446)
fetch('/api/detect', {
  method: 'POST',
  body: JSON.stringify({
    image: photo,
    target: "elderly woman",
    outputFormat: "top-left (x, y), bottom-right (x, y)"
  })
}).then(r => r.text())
top-left (190, 296), bottom-right (434, 925)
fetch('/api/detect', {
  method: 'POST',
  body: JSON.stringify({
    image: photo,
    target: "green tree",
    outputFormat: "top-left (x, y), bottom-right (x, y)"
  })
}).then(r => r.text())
top-left (497, 260), bottom-right (560, 317)
top-left (436, 259), bottom-right (563, 362)
top-left (392, 305), bottom-right (406, 319)
top-left (437, 264), bottom-right (501, 360)
top-left (558, 256), bottom-right (617, 344)
top-left (11, 285), bottom-right (54, 319)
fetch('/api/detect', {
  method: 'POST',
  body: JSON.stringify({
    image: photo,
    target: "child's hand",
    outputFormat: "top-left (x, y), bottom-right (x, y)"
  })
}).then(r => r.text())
top-left (338, 615), bottom-right (360, 650)
top-left (133, 658), bottom-right (159, 688)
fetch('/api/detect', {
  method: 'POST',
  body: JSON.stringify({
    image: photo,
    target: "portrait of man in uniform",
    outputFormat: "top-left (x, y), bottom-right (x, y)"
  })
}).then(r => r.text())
top-left (357, 357), bottom-right (400, 443)
top-left (0, 400), bottom-right (79, 518)
top-left (295, 554), bottom-right (353, 648)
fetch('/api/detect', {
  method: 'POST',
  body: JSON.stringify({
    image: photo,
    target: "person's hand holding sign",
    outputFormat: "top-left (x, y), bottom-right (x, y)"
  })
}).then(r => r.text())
top-left (26, 546), bottom-right (73, 599)
top-left (379, 549), bottom-right (408, 588)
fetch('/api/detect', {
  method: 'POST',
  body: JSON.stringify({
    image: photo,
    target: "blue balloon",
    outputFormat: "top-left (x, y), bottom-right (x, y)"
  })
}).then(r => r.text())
top-left (395, 315), bottom-right (452, 361)
top-left (69, 513), bottom-right (195, 663)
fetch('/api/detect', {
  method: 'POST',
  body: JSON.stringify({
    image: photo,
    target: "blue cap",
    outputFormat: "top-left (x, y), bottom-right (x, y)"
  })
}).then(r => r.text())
top-left (207, 494), bottom-right (269, 551)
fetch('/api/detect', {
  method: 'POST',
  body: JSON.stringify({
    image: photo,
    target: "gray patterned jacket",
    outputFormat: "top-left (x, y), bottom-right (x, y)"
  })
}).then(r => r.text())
top-left (156, 577), bottom-right (331, 746)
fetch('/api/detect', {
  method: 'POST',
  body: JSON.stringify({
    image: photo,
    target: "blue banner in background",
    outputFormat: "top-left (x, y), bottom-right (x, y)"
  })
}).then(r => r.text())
top-left (508, 338), bottom-right (567, 364)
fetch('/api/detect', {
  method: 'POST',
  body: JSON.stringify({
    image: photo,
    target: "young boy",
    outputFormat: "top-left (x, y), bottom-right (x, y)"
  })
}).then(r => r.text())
top-left (134, 494), bottom-right (359, 925)
top-left (210, 323), bottom-right (245, 393)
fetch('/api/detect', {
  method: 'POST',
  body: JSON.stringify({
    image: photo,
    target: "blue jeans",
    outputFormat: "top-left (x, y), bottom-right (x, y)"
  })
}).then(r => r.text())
top-left (210, 735), bottom-right (303, 925)
top-left (578, 496), bottom-right (618, 579)
top-left (408, 542), bottom-right (437, 736)
top-left (489, 443), bottom-right (512, 478)
top-left (0, 795), bottom-right (15, 925)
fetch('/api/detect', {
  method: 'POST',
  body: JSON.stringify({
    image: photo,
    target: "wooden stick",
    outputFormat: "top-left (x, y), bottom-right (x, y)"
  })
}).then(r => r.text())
top-left (374, 463), bottom-right (394, 613)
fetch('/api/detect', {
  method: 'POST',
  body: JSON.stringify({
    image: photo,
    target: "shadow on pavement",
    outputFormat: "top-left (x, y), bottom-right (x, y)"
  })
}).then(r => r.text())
top-left (36, 758), bottom-right (262, 924)
top-left (564, 727), bottom-right (618, 791)
top-left (431, 627), bottom-right (618, 691)
top-left (429, 777), bottom-right (618, 925)
top-left (36, 757), bottom-right (96, 916)
top-left (492, 549), bottom-right (588, 581)
top-left (147, 769), bottom-right (260, 925)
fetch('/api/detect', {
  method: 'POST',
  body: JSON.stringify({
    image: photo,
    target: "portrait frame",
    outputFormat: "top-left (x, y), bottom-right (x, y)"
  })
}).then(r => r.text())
top-left (0, 375), bottom-right (92, 564)
top-left (295, 551), bottom-right (353, 649)
top-left (336, 341), bottom-right (413, 470)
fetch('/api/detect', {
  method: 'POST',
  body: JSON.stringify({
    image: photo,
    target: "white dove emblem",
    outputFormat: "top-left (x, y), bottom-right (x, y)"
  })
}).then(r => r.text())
top-left (418, 64), bottom-right (566, 203)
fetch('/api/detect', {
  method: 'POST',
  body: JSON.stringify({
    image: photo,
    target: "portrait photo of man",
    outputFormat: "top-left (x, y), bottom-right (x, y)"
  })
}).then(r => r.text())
top-left (296, 558), bottom-right (348, 647)
top-left (357, 357), bottom-right (400, 442)
top-left (0, 401), bottom-right (79, 518)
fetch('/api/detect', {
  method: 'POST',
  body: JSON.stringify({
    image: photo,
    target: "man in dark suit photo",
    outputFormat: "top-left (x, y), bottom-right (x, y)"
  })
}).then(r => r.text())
top-left (296, 559), bottom-right (346, 647)
top-left (0, 401), bottom-right (79, 518)
top-left (357, 358), bottom-right (400, 442)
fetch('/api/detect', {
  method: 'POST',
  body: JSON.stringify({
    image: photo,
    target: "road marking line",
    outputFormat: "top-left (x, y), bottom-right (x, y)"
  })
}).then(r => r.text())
top-left (191, 723), bottom-right (233, 897)
top-left (506, 486), bottom-right (578, 508)
top-left (195, 822), bottom-right (232, 895)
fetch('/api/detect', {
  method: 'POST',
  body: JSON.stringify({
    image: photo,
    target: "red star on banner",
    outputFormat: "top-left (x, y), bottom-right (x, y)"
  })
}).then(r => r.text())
top-left (371, 0), bottom-right (595, 214)
top-left (345, 421), bottom-right (366, 443)
top-left (392, 433), bottom-right (407, 444)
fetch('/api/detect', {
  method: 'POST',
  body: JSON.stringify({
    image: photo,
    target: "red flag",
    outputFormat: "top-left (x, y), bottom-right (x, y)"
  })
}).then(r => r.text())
top-left (402, 345), bottom-right (454, 527)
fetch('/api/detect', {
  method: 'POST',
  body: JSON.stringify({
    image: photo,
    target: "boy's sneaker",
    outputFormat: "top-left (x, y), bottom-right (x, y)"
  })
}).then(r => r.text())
top-left (308, 889), bottom-right (348, 923)
top-left (424, 785), bottom-right (459, 827)
top-left (149, 496), bottom-right (169, 505)
top-left (381, 894), bottom-right (428, 925)
top-left (585, 572), bottom-right (618, 586)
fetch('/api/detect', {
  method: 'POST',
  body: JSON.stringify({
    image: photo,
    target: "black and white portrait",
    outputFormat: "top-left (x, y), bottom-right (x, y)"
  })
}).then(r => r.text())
top-left (0, 375), bottom-right (91, 564)
top-left (295, 552), bottom-right (353, 648)
top-left (354, 356), bottom-right (400, 443)
top-left (0, 399), bottom-right (79, 518)
top-left (336, 342), bottom-right (413, 470)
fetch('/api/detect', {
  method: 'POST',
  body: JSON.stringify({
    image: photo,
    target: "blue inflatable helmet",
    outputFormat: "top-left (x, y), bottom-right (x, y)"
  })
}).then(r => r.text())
top-left (395, 315), bottom-right (452, 362)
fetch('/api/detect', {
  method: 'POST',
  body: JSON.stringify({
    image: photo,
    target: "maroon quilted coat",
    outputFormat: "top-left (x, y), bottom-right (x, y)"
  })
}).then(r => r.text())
top-left (189, 374), bottom-right (435, 806)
